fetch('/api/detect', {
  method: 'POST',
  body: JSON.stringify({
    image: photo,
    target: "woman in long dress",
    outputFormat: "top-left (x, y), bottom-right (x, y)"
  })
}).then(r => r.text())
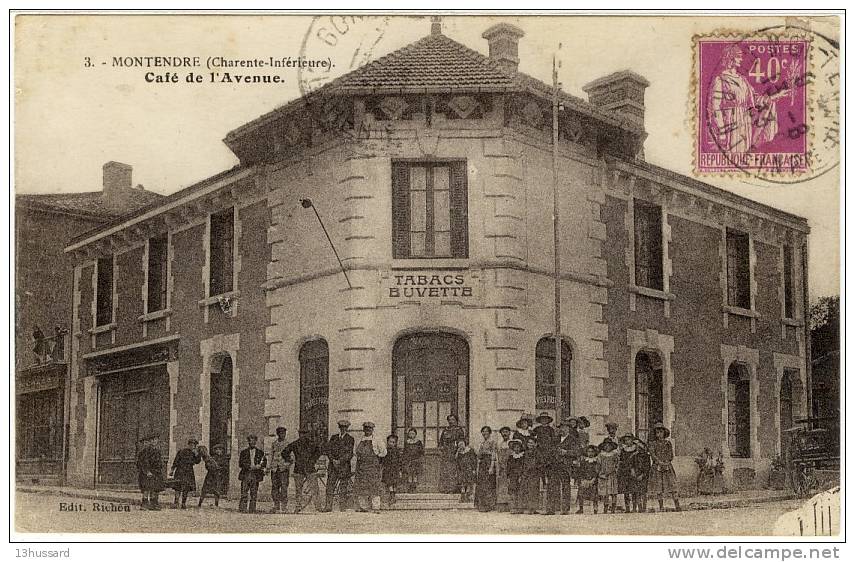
top-left (474, 426), bottom-right (497, 512)
top-left (495, 426), bottom-right (512, 511)
top-left (648, 422), bottom-right (681, 512)
top-left (438, 414), bottom-right (465, 493)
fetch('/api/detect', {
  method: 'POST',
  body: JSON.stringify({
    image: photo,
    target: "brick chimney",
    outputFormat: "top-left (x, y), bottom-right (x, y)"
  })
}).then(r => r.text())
top-left (102, 161), bottom-right (133, 194)
top-left (482, 23), bottom-right (525, 74)
top-left (582, 70), bottom-right (650, 128)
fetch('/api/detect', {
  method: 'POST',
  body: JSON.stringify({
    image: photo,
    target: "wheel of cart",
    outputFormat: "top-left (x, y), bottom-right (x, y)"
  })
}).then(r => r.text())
top-left (784, 417), bottom-right (839, 498)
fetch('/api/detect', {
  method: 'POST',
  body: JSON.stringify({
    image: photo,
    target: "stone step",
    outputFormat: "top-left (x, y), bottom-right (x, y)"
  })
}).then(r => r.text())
top-left (394, 493), bottom-right (464, 500)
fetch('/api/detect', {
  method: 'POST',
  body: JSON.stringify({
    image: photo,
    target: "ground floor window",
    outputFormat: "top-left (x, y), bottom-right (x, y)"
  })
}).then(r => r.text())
top-left (634, 350), bottom-right (663, 442)
top-left (210, 355), bottom-right (233, 455)
top-left (299, 339), bottom-right (329, 438)
top-left (727, 363), bottom-right (751, 458)
top-left (17, 388), bottom-right (63, 461)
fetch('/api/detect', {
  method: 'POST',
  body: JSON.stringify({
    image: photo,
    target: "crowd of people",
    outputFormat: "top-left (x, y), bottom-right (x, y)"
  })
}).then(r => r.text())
top-left (134, 412), bottom-right (681, 515)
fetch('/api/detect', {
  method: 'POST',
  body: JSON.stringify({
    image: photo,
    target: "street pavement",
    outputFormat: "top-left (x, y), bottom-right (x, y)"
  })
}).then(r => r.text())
top-left (14, 491), bottom-right (804, 536)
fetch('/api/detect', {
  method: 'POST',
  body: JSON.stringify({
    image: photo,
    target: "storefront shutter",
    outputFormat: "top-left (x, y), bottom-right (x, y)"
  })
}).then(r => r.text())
top-left (392, 162), bottom-right (411, 258)
top-left (449, 161), bottom-right (469, 258)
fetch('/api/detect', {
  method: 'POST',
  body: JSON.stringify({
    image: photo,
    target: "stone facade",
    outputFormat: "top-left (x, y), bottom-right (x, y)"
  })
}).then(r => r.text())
top-left (61, 27), bottom-right (810, 494)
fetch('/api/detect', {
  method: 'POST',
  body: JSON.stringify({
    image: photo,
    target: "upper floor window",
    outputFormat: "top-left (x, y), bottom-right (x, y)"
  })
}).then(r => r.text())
top-left (634, 199), bottom-right (663, 290)
top-left (783, 244), bottom-right (795, 318)
top-left (209, 207), bottom-right (235, 296)
top-left (726, 229), bottom-right (751, 309)
top-left (392, 161), bottom-right (468, 259)
top-left (147, 233), bottom-right (168, 313)
top-left (95, 255), bottom-right (114, 326)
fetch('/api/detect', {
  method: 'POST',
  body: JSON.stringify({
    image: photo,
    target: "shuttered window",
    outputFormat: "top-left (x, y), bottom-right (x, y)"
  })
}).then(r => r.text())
top-left (726, 229), bottom-right (751, 309)
top-left (392, 161), bottom-right (468, 259)
top-left (634, 199), bottom-right (663, 290)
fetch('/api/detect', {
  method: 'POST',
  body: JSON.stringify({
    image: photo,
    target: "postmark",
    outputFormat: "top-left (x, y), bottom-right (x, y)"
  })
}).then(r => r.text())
top-left (692, 25), bottom-right (839, 184)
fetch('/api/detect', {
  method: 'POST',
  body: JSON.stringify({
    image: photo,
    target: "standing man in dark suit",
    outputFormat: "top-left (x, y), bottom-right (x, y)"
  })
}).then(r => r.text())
top-left (322, 419), bottom-right (355, 512)
top-left (284, 428), bottom-right (324, 513)
top-left (238, 434), bottom-right (267, 513)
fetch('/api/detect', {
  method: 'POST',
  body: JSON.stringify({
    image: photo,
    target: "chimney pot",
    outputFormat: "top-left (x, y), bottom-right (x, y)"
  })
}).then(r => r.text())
top-left (482, 23), bottom-right (525, 74)
top-left (102, 161), bottom-right (133, 194)
top-left (430, 16), bottom-right (442, 36)
top-left (582, 70), bottom-right (650, 128)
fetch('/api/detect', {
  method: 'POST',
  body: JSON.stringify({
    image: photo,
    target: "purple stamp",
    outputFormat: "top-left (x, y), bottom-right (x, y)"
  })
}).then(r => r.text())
top-left (695, 35), bottom-right (811, 176)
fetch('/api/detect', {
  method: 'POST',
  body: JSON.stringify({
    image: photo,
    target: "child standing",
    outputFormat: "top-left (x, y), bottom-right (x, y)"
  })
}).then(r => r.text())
top-left (402, 428), bottom-right (424, 493)
top-left (617, 433), bottom-right (637, 512)
top-left (506, 439), bottom-right (525, 514)
top-left (198, 443), bottom-right (228, 507)
top-left (519, 436), bottom-right (544, 514)
top-left (648, 422), bottom-right (681, 512)
top-left (170, 438), bottom-right (200, 509)
top-left (456, 440), bottom-right (478, 503)
top-left (381, 434), bottom-right (403, 505)
top-left (598, 440), bottom-right (620, 513)
top-left (576, 445), bottom-right (601, 514)
top-left (631, 438), bottom-right (652, 513)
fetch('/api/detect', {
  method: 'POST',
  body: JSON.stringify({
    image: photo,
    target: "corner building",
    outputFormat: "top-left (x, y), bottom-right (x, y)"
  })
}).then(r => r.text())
top-left (64, 23), bottom-right (810, 493)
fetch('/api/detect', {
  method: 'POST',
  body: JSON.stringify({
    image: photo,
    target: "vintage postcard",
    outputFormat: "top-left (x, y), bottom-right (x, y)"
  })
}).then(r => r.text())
top-left (11, 11), bottom-right (841, 542)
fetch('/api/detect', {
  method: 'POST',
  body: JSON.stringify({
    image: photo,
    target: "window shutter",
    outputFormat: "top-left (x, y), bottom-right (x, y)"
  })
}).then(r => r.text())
top-left (449, 161), bottom-right (469, 258)
top-left (392, 162), bottom-right (411, 259)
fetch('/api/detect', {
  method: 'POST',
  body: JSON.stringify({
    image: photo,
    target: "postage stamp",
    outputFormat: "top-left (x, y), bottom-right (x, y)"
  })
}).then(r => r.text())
top-left (694, 33), bottom-right (811, 177)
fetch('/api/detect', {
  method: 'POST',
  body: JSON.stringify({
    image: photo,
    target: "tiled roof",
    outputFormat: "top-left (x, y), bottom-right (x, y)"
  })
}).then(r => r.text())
top-left (333, 33), bottom-right (518, 91)
top-left (226, 31), bottom-right (644, 143)
top-left (17, 189), bottom-right (165, 221)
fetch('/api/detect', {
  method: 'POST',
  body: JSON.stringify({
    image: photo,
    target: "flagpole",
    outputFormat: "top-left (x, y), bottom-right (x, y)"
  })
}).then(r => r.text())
top-left (552, 50), bottom-right (563, 421)
top-left (300, 198), bottom-right (353, 289)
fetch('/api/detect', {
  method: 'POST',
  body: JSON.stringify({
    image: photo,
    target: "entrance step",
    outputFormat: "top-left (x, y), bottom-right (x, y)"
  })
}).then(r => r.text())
top-left (383, 493), bottom-right (474, 510)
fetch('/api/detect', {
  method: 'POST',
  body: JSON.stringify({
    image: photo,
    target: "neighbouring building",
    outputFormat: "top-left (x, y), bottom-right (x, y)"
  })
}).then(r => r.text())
top-left (15, 162), bottom-right (163, 484)
top-left (62, 22), bottom-right (811, 493)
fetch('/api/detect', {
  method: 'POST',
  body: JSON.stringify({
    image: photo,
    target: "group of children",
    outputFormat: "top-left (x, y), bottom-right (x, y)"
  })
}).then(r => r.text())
top-left (378, 429), bottom-right (426, 504)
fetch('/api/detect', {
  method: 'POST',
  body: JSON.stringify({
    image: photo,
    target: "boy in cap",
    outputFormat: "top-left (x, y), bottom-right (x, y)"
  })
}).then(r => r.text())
top-left (268, 426), bottom-right (291, 513)
top-left (323, 420), bottom-right (354, 512)
top-left (170, 438), bottom-right (200, 509)
top-left (551, 418), bottom-right (579, 514)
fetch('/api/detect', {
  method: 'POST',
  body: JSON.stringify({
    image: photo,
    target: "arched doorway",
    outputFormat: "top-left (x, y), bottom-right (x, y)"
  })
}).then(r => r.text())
top-left (392, 332), bottom-right (469, 491)
top-left (535, 337), bottom-right (572, 421)
top-left (727, 362), bottom-right (751, 458)
top-left (299, 339), bottom-right (330, 439)
top-left (634, 350), bottom-right (664, 442)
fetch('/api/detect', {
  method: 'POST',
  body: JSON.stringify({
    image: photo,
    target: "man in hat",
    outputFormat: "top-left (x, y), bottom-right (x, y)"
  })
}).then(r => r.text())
top-left (533, 412), bottom-right (558, 514)
top-left (170, 438), bottom-right (201, 509)
top-left (238, 433), bottom-right (267, 513)
top-left (353, 421), bottom-right (386, 513)
top-left (268, 426), bottom-right (291, 513)
top-left (322, 419), bottom-right (354, 512)
top-left (137, 434), bottom-right (164, 510)
top-left (551, 418), bottom-right (581, 514)
top-left (284, 428), bottom-right (324, 513)
top-left (532, 412), bottom-right (557, 447)
top-left (601, 422), bottom-right (620, 449)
